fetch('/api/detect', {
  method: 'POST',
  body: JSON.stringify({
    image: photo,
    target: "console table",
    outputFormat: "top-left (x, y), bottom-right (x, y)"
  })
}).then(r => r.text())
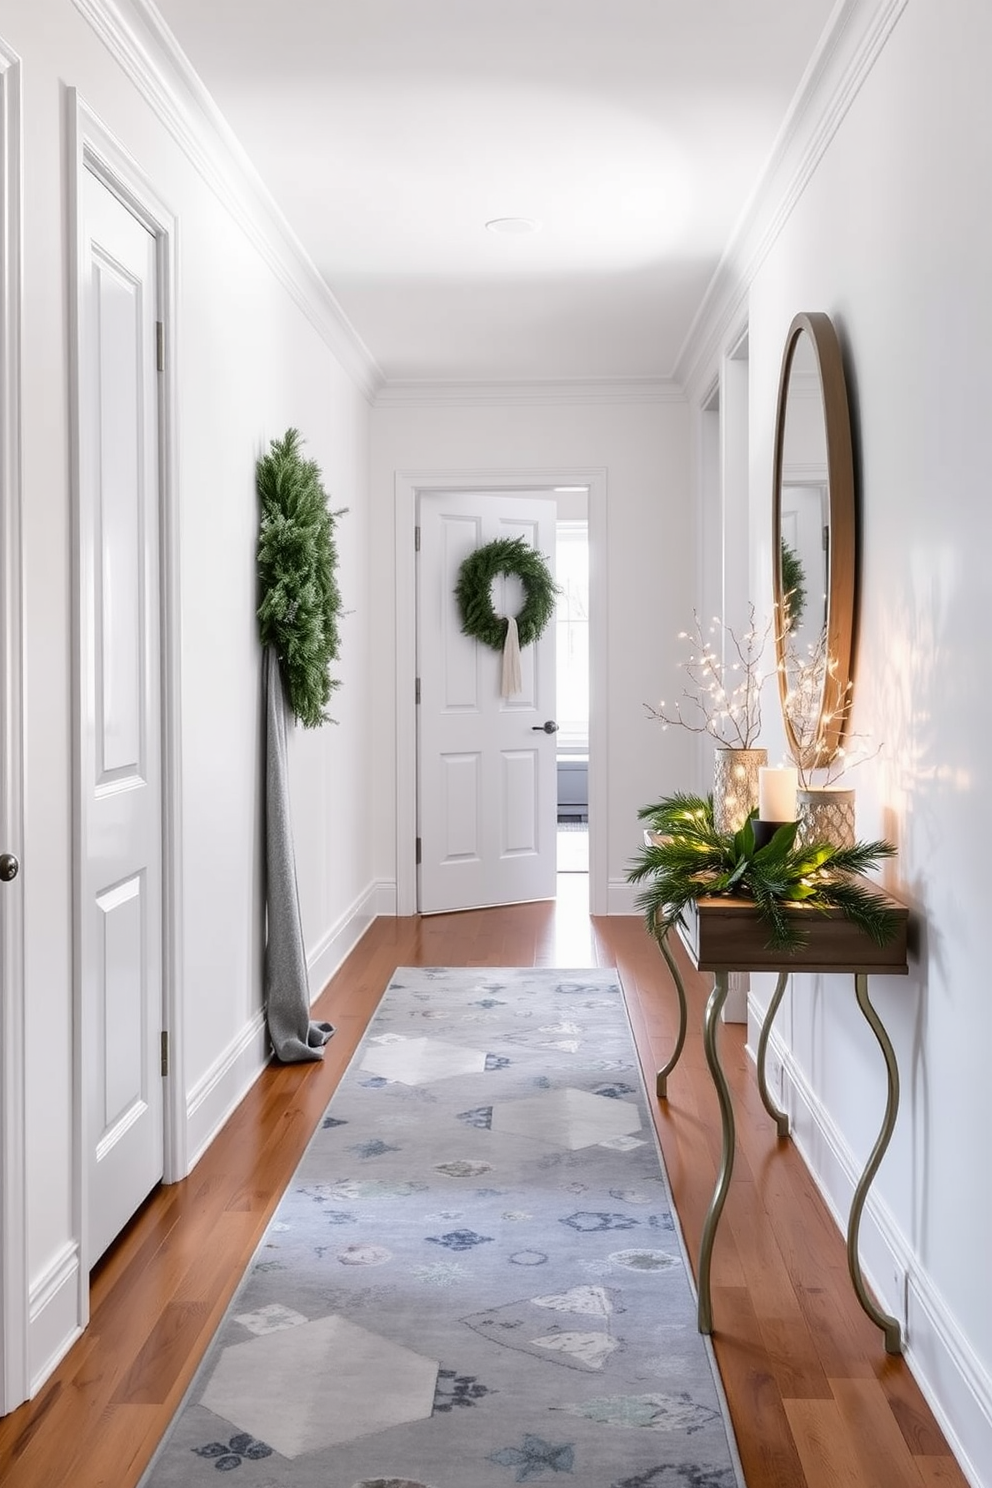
top-left (653, 888), bottom-right (909, 1353)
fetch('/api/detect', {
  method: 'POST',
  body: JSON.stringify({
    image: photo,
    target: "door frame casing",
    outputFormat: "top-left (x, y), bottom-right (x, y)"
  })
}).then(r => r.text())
top-left (68, 92), bottom-right (185, 1319)
top-left (393, 467), bottom-right (607, 916)
top-left (0, 37), bottom-right (26, 1416)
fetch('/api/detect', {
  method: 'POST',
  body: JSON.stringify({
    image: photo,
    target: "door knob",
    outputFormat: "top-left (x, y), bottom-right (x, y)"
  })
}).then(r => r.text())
top-left (531, 720), bottom-right (559, 734)
top-left (0, 852), bottom-right (19, 882)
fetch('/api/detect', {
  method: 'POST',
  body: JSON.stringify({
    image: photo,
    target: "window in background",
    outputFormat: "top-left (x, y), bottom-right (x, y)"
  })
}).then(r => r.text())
top-left (555, 520), bottom-right (589, 750)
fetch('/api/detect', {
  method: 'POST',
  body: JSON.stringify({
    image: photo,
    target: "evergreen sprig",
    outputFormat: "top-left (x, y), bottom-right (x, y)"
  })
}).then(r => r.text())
top-left (627, 793), bottom-right (899, 953)
top-left (256, 428), bottom-right (345, 728)
top-left (780, 538), bottom-right (808, 632)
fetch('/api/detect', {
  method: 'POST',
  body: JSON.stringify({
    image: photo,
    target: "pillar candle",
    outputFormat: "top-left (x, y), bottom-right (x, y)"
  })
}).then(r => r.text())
top-left (758, 766), bottom-right (798, 822)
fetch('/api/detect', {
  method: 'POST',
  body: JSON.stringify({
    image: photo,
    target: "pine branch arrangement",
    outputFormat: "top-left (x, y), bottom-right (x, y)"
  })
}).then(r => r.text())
top-left (627, 792), bottom-right (899, 953)
top-left (256, 429), bottom-right (345, 729)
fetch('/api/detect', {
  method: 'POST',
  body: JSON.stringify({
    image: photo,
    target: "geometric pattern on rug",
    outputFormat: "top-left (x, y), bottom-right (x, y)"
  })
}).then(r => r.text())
top-left (139, 968), bottom-right (745, 1488)
top-left (200, 1313), bottom-right (439, 1457)
top-left (490, 1087), bottom-right (644, 1150)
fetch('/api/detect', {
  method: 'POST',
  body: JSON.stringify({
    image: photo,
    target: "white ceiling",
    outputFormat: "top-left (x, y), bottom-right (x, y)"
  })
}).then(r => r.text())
top-left (151, 0), bottom-right (838, 386)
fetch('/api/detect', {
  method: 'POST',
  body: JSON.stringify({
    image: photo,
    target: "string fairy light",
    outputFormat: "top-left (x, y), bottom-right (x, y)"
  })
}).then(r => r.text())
top-left (646, 605), bottom-right (777, 749)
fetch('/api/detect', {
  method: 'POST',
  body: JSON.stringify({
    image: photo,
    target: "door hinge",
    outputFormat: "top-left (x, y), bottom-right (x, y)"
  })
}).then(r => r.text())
top-left (416, 837), bottom-right (422, 865)
top-left (161, 1030), bottom-right (169, 1077)
top-left (156, 320), bottom-right (165, 373)
top-left (414, 525), bottom-right (421, 552)
top-left (415, 677), bottom-right (421, 704)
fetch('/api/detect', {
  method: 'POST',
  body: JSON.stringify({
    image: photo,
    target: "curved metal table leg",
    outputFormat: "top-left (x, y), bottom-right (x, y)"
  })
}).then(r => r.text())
top-left (655, 929), bottom-right (688, 1099)
top-left (756, 970), bottom-right (791, 1137)
top-left (848, 972), bottom-right (903, 1355)
top-left (697, 971), bottom-right (734, 1334)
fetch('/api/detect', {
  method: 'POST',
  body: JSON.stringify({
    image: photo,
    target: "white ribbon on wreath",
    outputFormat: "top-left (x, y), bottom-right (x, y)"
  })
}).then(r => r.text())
top-left (500, 613), bottom-right (523, 698)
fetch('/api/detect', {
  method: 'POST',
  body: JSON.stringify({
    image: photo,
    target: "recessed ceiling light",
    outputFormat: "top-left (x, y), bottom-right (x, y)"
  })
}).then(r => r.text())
top-left (485, 217), bottom-right (540, 235)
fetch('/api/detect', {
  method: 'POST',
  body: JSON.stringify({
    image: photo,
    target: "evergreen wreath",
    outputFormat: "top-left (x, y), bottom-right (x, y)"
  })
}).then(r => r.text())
top-left (455, 537), bottom-right (558, 650)
top-left (256, 428), bottom-right (345, 729)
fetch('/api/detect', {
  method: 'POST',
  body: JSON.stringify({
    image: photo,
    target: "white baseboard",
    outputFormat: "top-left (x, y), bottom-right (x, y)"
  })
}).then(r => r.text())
top-left (184, 883), bottom-right (387, 1174)
top-left (752, 1007), bottom-right (990, 1488)
top-left (307, 880), bottom-right (385, 998)
top-left (606, 877), bottom-right (639, 914)
top-left (28, 1242), bottom-right (82, 1397)
top-left (185, 1009), bottom-right (270, 1172)
top-left (372, 878), bottom-right (398, 918)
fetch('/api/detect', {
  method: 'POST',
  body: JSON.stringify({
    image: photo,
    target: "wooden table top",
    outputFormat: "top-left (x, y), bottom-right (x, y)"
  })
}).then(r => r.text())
top-left (678, 886), bottom-right (909, 976)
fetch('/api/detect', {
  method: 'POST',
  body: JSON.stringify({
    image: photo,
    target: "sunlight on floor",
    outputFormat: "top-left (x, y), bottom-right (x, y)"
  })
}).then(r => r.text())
top-left (556, 822), bottom-right (589, 873)
top-left (553, 824), bottom-right (593, 965)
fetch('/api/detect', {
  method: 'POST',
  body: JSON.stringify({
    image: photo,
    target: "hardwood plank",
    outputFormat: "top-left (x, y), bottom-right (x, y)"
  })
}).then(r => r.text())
top-left (785, 1396), bottom-right (878, 1488)
top-left (792, 1276), bottom-right (881, 1380)
top-left (875, 1354), bottom-right (959, 1458)
top-left (830, 1377), bottom-right (930, 1488)
top-left (723, 1182), bottom-right (833, 1399)
top-left (915, 1459), bottom-right (976, 1487)
top-left (706, 1285), bottom-right (809, 1488)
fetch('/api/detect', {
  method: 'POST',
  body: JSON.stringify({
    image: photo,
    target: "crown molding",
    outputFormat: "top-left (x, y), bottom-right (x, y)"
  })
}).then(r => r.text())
top-left (675, 0), bottom-right (909, 403)
top-left (374, 378), bottom-right (685, 410)
top-left (73, 0), bottom-right (384, 401)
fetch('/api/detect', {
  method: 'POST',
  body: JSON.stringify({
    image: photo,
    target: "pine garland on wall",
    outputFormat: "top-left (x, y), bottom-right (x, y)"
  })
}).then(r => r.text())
top-left (256, 428), bottom-right (345, 728)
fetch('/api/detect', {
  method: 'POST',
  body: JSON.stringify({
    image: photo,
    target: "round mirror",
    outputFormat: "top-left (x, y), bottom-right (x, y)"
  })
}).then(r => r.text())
top-left (772, 312), bottom-right (855, 768)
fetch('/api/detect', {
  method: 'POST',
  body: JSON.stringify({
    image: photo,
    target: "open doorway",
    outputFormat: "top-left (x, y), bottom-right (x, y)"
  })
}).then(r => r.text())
top-left (555, 516), bottom-right (589, 876)
top-left (394, 467), bottom-right (607, 917)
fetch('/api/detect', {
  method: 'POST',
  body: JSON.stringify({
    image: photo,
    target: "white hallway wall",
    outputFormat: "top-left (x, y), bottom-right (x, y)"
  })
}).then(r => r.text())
top-left (689, 1), bottom-right (992, 1482)
top-left (5, 0), bottom-right (374, 1399)
top-left (369, 393), bottom-right (696, 913)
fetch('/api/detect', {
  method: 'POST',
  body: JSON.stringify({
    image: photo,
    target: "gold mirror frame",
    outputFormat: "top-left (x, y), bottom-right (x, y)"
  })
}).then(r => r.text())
top-left (772, 311), bottom-right (856, 765)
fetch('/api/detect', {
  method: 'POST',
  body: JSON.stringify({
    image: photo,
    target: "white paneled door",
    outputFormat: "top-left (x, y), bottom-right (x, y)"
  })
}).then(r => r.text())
top-left (418, 493), bottom-right (558, 913)
top-left (78, 167), bottom-right (164, 1263)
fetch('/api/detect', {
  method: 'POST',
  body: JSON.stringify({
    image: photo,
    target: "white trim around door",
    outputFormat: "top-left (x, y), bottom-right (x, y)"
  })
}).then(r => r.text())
top-left (0, 37), bottom-right (26, 1416)
top-left (393, 467), bottom-right (608, 917)
top-left (68, 92), bottom-right (185, 1325)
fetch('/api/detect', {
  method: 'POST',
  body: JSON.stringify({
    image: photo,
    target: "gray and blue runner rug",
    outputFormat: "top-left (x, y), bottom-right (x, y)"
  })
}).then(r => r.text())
top-left (141, 967), bottom-right (745, 1488)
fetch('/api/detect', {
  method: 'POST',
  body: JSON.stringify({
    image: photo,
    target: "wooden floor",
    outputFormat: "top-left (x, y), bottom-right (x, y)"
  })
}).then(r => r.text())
top-left (0, 876), bottom-right (967, 1488)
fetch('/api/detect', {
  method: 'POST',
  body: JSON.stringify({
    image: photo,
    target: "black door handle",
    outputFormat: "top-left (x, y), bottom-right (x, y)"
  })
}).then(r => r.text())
top-left (531, 720), bottom-right (559, 734)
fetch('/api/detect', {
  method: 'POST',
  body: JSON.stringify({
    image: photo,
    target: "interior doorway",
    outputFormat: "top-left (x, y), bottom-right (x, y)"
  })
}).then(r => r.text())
top-left (69, 94), bottom-right (184, 1320)
top-left (76, 160), bottom-right (166, 1266)
top-left (394, 467), bottom-right (607, 916)
top-left (416, 489), bottom-right (559, 913)
top-left (555, 515), bottom-right (589, 877)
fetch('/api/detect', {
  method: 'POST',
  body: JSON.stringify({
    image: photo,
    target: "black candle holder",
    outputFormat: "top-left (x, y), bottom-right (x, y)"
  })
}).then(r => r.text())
top-left (752, 819), bottom-right (792, 850)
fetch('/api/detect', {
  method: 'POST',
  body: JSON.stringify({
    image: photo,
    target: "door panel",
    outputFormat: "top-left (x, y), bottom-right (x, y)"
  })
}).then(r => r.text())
top-left (95, 256), bottom-right (144, 780)
top-left (418, 493), bottom-right (557, 913)
top-left (94, 874), bottom-right (145, 1153)
top-left (503, 751), bottom-right (538, 855)
top-left (79, 168), bottom-right (163, 1263)
top-left (439, 754), bottom-right (480, 861)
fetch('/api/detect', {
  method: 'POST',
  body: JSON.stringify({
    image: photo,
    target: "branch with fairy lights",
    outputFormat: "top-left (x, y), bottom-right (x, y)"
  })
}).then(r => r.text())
top-left (644, 606), bottom-right (777, 748)
top-left (781, 628), bottom-right (880, 787)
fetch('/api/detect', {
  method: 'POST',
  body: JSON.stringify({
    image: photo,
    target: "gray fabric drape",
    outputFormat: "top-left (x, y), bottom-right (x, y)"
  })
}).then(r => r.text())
top-left (264, 645), bottom-right (335, 1062)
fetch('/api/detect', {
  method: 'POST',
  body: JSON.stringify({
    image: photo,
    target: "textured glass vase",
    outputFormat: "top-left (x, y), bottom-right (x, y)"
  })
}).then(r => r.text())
top-left (796, 787), bottom-right (856, 849)
top-left (713, 747), bottom-right (767, 835)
